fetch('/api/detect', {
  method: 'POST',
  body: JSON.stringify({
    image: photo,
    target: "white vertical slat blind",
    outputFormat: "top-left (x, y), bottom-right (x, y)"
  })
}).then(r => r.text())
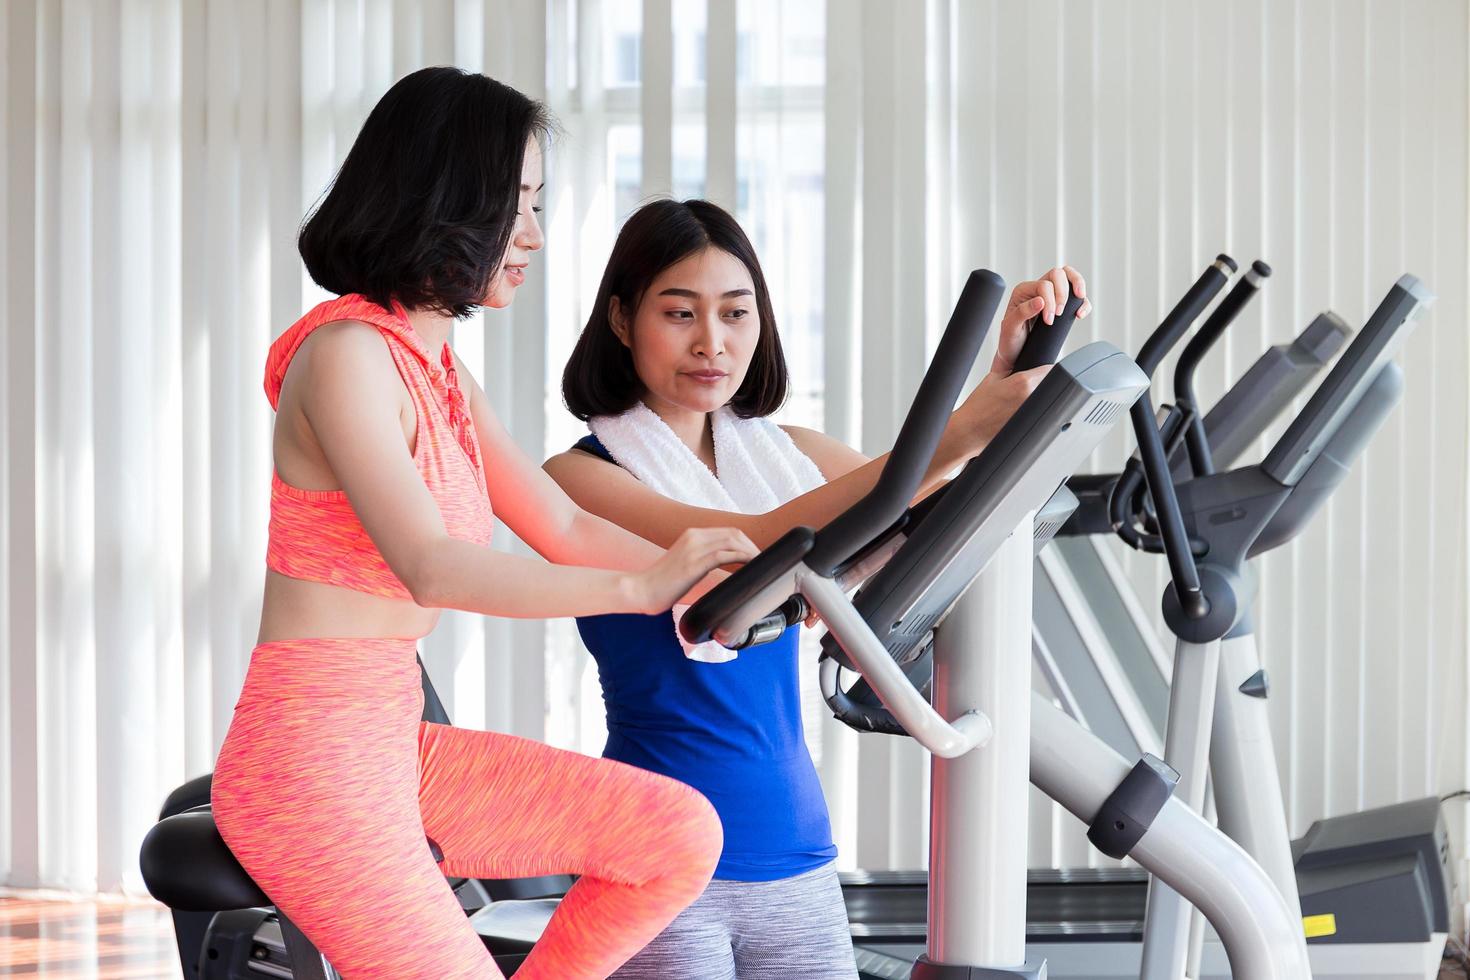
top-left (2, 0), bottom-right (1467, 896)
top-left (704, 0), bottom-right (738, 210)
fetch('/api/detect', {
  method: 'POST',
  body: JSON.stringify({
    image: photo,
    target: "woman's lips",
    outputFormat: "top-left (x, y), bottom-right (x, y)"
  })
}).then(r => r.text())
top-left (685, 371), bottom-right (728, 384)
top-left (504, 266), bottom-right (526, 286)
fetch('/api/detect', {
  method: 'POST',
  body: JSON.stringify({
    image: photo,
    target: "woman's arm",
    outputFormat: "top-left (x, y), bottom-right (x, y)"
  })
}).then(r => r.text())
top-left (543, 403), bottom-right (991, 551)
top-left (296, 323), bottom-right (753, 616)
top-left (458, 356), bottom-right (740, 581)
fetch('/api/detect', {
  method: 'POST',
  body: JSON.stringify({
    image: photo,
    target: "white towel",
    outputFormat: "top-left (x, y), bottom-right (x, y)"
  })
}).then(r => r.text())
top-left (589, 401), bottom-right (826, 661)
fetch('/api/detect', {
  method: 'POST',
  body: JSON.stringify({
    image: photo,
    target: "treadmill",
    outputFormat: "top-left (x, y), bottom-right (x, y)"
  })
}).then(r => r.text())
top-left (838, 266), bottom-right (1451, 979)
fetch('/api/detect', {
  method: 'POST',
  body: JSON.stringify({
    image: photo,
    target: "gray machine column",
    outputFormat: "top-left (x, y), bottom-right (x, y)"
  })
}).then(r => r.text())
top-left (921, 520), bottom-right (1043, 978)
top-left (1140, 638), bottom-right (1223, 980)
top-left (1211, 633), bottom-right (1302, 914)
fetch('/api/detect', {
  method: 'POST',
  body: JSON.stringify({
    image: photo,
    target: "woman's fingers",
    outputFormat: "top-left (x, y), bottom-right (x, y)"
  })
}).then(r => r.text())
top-left (1062, 265), bottom-right (1092, 318)
top-left (1037, 278), bottom-right (1057, 324)
top-left (1046, 267), bottom-right (1070, 319)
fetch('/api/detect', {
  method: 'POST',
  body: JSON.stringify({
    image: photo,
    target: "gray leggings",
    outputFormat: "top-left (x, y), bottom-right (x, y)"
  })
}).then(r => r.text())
top-left (612, 861), bottom-right (859, 979)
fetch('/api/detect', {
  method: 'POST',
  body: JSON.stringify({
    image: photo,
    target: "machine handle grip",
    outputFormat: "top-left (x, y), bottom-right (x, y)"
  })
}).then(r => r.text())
top-left (1174, 260), bottom-right (1272, 476)
top-left (1135, 254), bottom-right (1236, 378)
top-left (1012, 290), bottom-right (1085, 371)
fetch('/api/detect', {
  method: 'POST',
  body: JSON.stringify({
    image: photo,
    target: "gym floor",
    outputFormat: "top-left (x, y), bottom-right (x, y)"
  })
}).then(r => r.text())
top-left (0, 892), bottom-right (179, 979)
top-left (2, 888), bottom-right (1468, 980)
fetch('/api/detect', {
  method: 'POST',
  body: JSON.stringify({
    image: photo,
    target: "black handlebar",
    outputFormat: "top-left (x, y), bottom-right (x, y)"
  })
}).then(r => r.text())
top-left (1135, 254), bottom-right (1236, 378)
top-left (1107, 255), bottom-right (1241, 622)
top-left (1174, 260), bottom-right (1271, 476)
top-left (1012, 290), bottom-right (1085, 371)
top-left (678, 527), bottom-right (815, 645)
top-left (805, 269), bottom-right (1005, 576)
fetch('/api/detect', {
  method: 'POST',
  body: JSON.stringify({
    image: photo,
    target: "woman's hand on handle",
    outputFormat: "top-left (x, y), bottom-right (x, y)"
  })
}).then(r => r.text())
top-left (634, 527), bottom-right (761, 614)
top-left (991, 266), bottom-right (1092, 375)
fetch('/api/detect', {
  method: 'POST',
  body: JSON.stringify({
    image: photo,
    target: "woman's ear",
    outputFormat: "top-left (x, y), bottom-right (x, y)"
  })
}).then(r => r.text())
top-left (608, 296), bottom-right (633, 348)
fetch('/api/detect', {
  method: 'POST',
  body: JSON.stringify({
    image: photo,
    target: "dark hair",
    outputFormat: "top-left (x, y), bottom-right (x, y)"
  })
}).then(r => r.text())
top-left (298, 67), bottom-right (552, 318)
top-left (562, 199), bottom-right (789, 420)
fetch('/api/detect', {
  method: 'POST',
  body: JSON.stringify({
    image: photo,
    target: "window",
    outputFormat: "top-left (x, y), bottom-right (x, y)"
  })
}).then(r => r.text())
top-left (542, 0), bottom-right (827, 754)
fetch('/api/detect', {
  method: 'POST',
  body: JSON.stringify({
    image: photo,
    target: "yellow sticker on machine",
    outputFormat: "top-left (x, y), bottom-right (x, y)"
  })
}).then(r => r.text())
top-left (1303, 913), bottom-right (1338, 938)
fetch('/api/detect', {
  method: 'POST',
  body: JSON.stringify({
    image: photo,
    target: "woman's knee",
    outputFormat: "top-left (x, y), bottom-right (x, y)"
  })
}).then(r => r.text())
top-left (650, 779), bottom-right (723, 890)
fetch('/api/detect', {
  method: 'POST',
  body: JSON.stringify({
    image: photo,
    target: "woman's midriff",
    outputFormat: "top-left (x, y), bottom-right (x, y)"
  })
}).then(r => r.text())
top-left (256, 569), bottom-right (441, 644)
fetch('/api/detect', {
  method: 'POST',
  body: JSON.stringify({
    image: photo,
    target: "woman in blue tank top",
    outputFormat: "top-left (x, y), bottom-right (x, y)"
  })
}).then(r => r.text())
top-left (545, 199), bottom-right (1090, 978)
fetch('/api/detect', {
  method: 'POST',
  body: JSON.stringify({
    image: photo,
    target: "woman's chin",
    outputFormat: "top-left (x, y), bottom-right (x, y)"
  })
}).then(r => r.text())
top-left (670, 389), bottom-right (732, 415)
top-left (480, 283), bottom-right (518, 309)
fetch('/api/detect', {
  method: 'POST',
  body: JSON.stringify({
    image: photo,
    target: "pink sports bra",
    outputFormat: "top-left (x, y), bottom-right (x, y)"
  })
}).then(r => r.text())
top-left (263, 295), bottom-right (494, 600)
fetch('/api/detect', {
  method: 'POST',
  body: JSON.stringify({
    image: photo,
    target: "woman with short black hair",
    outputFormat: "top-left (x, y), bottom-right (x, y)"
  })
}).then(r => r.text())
top-left (211, 68), bottom-right (748, 979)
top-left (547, 197), bottom-right (1088, 978)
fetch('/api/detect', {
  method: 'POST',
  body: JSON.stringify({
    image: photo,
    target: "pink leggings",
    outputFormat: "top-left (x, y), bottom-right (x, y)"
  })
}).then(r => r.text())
top-left (212, 638), bottom-right (722, 979)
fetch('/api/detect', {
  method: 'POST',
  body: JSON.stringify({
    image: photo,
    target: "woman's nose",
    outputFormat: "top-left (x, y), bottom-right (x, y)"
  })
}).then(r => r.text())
top-left (692, 316), bottom-right (726, 357)
top-left (518, 210), bottom-right (544, 251)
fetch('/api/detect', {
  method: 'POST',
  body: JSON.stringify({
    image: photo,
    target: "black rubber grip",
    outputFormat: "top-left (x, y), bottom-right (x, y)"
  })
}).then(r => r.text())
top-left (805, 270), bottom-right (1005, 577)
top-left (678, 527), bottom-right (815, 646)
top-left (1012, 290), bottom-right (1085, 371)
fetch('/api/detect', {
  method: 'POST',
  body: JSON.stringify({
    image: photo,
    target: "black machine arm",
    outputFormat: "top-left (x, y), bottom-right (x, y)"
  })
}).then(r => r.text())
top-left (1121, 393), bottom-right (1209, 621)
top-left (804, 270), bottom-right (1006, 576)
top-left (821, 287), bottom-right (1087, 733)
top-left (1134, 254), bottom-right (1236, 377)
top-left (1107, 256), bottom-right (1239, 622)
top-left (680, 270), bottom-right (1006, 648)
top-left (1062, 310), bottom-right (1349, 537)
top-left (1174, 260), bottom-right (1271, 476)
top-left (1260, 275), bottom-right (1431, 487)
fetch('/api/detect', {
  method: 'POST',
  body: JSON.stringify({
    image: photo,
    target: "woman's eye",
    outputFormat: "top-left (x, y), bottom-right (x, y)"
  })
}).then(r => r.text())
top-left (668, 309), bottom-right (694, 320)
top-left (532, 206), bottom-right (543, 214)
top-left (726, 308), bottom-right (750, 320)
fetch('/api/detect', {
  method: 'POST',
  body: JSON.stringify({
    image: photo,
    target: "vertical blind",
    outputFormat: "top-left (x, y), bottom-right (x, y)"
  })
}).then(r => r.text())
top-left (2, 0), bottom-right (1466, 896)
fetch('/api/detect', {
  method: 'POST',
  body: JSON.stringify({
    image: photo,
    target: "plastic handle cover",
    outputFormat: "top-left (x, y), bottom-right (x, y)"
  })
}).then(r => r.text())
top-left (1012, 290), bottom-right (1085, 372)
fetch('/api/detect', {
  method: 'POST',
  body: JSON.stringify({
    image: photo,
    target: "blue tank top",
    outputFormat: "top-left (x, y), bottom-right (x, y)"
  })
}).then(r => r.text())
top-left (572, 435), bottom-right (836, 882)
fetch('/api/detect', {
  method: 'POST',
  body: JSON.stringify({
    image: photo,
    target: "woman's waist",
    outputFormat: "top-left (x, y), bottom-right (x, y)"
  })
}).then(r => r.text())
top-left (259, 570), bottom-right (439, 646)
top-left (604, 732), bottom-right (832, 854)
top-left (604, 723), bottom-right (818, 774)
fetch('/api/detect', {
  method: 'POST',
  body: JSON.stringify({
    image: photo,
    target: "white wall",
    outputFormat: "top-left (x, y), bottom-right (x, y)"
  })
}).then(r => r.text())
top-left (2, 0), bottom-right (1467, 894)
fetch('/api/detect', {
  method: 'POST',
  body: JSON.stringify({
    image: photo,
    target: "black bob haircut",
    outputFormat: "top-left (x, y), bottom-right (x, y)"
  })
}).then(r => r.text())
top-left (299, 67), bottom-right (552, 318)
top-left (562, 199), bottom-right (789, 421)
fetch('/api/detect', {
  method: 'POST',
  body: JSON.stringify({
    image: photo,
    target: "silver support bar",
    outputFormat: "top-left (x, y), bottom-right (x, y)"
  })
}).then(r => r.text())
top-left (1142, 638), bottom-right (1223, 980)
top-left (1031, 694), bottom-right (1312, 979)
top-left (929, 521), bottom-right (1037, 972)
top-left (803, 569), bottom-right (993, 759)
top-left (1212, 633), bottom-right (1302, 914)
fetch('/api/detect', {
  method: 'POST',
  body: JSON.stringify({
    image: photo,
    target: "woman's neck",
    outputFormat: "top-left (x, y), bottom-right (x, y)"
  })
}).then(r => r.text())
top-left (403, 305), bottom-right (455, 352)
top-left (643, 395), bottom-right (716, 471)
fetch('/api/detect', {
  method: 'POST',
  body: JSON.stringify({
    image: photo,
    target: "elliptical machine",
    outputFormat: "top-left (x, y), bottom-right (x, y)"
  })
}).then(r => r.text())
top-left (826, 261), bottom-right (1446, 979)
top-left (680, 269), bottom-right (1311, 978)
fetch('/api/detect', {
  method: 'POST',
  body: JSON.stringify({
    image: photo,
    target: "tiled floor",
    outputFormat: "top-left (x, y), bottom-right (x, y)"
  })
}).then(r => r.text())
top-left (0, 894), bottom-right (180, 979)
